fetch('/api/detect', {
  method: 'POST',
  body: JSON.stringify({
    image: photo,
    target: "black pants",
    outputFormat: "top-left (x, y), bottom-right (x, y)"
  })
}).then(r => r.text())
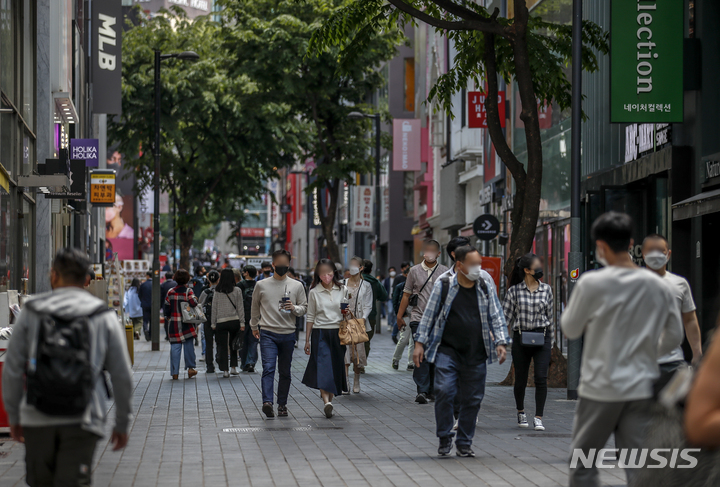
top-left (204, 322), bottom-right (216, 372)
top-left (24, 425), bottom-right (99, 487)
top-left (512, 330), bottom-right (552, 417)
top-left (410, 322), bottom-right (434, 395)
top-left (215, 320), bottom-right (241, 371)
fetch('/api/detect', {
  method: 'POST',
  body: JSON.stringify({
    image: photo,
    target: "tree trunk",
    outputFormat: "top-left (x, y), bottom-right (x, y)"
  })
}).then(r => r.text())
top-left (179, 226), bottom-right (194, 271)
top-left (318, 179), bottom-right (341, 263)
top-left (237, 218), bottom-right (243, 255)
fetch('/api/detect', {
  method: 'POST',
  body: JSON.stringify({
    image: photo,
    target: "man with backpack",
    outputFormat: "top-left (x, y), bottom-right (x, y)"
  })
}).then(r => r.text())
top-left (198, 270), bottom-right (220, 373)
top-left (2, 248), bottom-right (133, 486)
top-left (238, 265), bottom-right (258, 372)
top-left (413, 245), bottom-right (508, 457)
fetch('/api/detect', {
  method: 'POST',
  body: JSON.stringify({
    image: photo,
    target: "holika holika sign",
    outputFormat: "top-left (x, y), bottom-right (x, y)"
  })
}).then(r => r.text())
top-left (610, 0), bottom-right (683, 123)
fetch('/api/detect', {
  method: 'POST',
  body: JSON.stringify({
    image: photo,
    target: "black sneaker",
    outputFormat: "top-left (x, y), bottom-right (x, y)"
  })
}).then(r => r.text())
top-left (206, 367), bottom-right (215, 374)
top-left (277, 405), bottom-right (289, 417)
top-left (392, 335), bottom-right (398, 344)
top-left (247, 365), bottom-right (255, 373)
top-left (406, 364), bottom-right (415, 371)
top-left (456, 446), bottom-right (475, 457)
top-left (415, 393), bottom-right (428, 404)
top-left (438, 437), bottom-right (453, 456)
top-left (392, 360), bottom-right (399, 370)
top-left (262, 402), bottom-right (275, 418)
top-left (427, 393), bottom-right (436, 402)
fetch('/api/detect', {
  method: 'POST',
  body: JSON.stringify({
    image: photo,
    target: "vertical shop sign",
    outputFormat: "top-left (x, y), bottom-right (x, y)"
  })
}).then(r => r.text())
top-left (392, 119), bottom-right (421, 171)
top-left (353, 186), bottom-right (374, 232)
top-left (92, 0), bottom-right (122, 114)
top-left (611, 0), bottom-right (683, 123)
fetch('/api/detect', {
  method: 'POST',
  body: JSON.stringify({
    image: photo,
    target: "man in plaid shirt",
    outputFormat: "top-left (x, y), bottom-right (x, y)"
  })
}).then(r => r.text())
top-left (413, 246), bottom-right (508, 457)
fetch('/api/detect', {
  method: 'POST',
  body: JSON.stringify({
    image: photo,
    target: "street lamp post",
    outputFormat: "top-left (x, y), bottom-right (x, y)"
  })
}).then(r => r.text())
top-left (152, 49), bottom-right (200, 352)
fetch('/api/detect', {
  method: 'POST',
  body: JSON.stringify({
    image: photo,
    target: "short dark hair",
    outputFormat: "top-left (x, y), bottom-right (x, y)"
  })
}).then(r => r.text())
top-left (454, 245), bottom-right (479, 263)
top-left (388, 266), bottom-right (396, 272)
top-left (424, 239), bottom-right (440, 250)
top-left (591, 212), bottom-right (634, 253)
top-left (243, 264), bottom-right (257, 278)
top-left (52, 248), bottom-right (91, 286)
top-left (447, 236), bottom-right (471, 261)
top-left (362, 259), bottom-right (373, 274)
top-left (216, 269), bottom-right (236, 293)
top-left (642, 233), bottom-right (668, 247)
top-left (207, 270), bottom-right (220, 283)
top-left (173, 269), bottom-right (191, 286)
top-left (260, 261), bottom-right (272, 269)
top-left (271, 249), bottom-right (291, 263)
top-left (165, 272), bottom-right (174, 280)
top-left (401, 261), bottom-right (410, 269)
top-left (146, 270), bottom-right (153, 278)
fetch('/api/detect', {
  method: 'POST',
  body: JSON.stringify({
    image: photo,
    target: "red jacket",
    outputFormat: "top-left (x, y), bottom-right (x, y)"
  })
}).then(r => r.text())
top-left (164, 285), bottom-right (198, 343)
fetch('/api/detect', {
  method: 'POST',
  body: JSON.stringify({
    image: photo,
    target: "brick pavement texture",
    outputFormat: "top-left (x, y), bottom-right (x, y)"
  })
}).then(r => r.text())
top-left (0, 326), bottom-right (626, 486)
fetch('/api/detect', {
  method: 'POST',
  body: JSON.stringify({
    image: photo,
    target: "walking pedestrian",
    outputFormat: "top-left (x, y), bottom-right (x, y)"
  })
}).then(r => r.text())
top-left (396, 240), bottom-right (449, 404)
top-left (343, 256), bottom-right (373, 394)
top-left (383, 267), bottom-right (397, 333)
top-left (437, 236), bottom-right (471, 281)
top-left (139, 270), bottom-right (153, 341)
top-left (198, 270), bottom-right (220, 372)
top-left (390, 261), bottom-right (411, 344)
top-left (161, 271), bottom-right (177, 340)
top-left (212, 269), bottom-right (244, 378)
top-left (413, 245), bottom-right (508, 457)
top-left (361, 259), bottom-right (388, 358)
top-left (123, 278), bottom-right (143, 339)
top-left (503, 253), bottom-right (553, 431)
top-left (302, 259), bottom-right (348, 418)
top-left (165, 269), bottom-right (200, 380)
top-left (238, 265), bottom-right (259, 372)
top-left (561, 212), bottom-right (683, 487)
top-left (685, 312), bottom-right (720, 447)
top-left (250, 249), bottom-right (308, 418)
top-left (641, 234), bottom-right (703, 373)
top-left (391, 263), bottom-right (413, 370)
top-left (2, 248), bottom-right (133, 487)
top-left (256, 261), bottom-right (273, 281)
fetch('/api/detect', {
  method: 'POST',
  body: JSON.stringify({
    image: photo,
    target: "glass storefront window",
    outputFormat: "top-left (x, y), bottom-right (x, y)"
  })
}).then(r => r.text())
top-left (1, 0), bottom-right (15, 102)
top-left (0, 187), bottom-right (8, 292)
top-left (23, 0), bottom-right (34, 128)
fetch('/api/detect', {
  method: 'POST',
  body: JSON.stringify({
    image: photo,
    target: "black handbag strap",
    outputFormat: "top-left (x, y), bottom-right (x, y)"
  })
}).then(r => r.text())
top-left (224, 291), bottom-right (239, 311)
top-left (418, 264), bottom-right (439, 295)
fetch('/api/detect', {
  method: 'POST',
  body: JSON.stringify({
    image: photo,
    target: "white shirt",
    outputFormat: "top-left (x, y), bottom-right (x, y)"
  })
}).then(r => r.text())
top-left (560, 266), bottom-right (683, 402)
top-left (306, 284), bottom-right (344, 329)
top-left (343, 277), bottom-right (373, 331)
top-left (657, 271), bottom-right (696, 364)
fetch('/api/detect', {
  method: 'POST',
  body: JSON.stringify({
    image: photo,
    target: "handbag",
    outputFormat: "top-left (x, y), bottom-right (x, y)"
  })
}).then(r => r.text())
top-left (339, 309), bottom-right (369, 347)
top-left (180, 289), bottom-right (206, 324)
top-left (519, 327), bottom-right (546, 347)
top-left (231, 330), bottom-right (244, 352)
top-left (408, 265), bottom-right (439, 307)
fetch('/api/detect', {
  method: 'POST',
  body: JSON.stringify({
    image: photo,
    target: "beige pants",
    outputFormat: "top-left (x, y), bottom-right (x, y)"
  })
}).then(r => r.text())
top-left (344, 343), bottom-right (367, 367)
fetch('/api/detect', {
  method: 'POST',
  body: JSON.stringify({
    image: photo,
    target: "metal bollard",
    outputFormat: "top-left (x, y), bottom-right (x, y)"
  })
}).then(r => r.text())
top-left (125, 324), bottom-right (134, 365)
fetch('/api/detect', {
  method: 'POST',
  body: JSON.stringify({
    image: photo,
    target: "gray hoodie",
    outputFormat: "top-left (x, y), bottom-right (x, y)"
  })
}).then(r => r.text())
top-left (2, 287), bottom-right (133, 436)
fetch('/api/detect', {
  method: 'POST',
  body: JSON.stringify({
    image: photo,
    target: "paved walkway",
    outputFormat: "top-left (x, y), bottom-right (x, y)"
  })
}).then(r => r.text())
top-left (0, 326), bottom-right (626, 486)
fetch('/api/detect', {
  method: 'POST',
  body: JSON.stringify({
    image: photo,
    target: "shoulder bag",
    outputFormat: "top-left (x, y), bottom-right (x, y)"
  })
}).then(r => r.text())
top-left (339, 283), bottom-right (369, 348)
top-left (518, 297), bottom-right (546, 347)
top-left (408, 265), bottom-right (439, 307)
top-left (180, 289), bottom-right (206, 324)
top-left (223, 290), bottom-right (245, 352)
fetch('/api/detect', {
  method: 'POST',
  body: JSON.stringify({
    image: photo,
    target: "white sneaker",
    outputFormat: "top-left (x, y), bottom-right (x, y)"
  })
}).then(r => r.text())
top-left (517, 412), bottom-right (529, 428)
top-left (533, 417), bottom-right (545, 431)
top-left (230, 367), bottom-right (240, 376)
top-left (223, 371), bottom-right (230, 378)
top-left (199, 355), bottom-right (205, 362)
top-left (453, 419), bottom-right (459, 431)
top-left (324, 402), bottom-right (334, 419)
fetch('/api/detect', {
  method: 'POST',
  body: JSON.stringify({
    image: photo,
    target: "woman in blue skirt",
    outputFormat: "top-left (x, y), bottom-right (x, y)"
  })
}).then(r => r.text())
top-left (302, 259), bottom-right (348, 418)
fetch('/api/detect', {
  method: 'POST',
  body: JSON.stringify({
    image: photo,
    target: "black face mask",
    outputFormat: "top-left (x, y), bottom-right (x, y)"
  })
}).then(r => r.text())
top-left (532, 269), bottom-right (544, 280)
top-left (274, 266), bottom-right (289, 277)
top-left (263, 270), bottom-right (272, 276)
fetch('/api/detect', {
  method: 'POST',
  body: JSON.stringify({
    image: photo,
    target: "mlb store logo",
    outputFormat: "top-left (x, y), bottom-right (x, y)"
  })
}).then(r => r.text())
top-left (570, 448), bottom-right (701, 469)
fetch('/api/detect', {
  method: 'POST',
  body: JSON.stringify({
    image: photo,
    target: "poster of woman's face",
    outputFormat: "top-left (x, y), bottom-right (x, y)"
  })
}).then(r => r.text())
top-left (105, 148), bottom-right (137, 261)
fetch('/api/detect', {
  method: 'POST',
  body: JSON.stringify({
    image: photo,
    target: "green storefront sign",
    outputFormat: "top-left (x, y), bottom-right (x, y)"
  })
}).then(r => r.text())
top-left (611, 0), bottom-right (683, 123)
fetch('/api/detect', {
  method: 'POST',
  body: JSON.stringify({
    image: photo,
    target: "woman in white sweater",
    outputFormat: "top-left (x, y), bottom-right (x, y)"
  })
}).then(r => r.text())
top-left (301, 259), bottom-right (348, 418)
top-left (343, 256), bottom-right (373, 394)
top-left (211, 269), bottom-right (244, 378)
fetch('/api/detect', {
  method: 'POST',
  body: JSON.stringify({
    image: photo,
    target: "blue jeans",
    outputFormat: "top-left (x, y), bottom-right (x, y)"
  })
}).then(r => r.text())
top-left (386, 301), bottom-right (396, 330)
top-left (170, 340), bottom-right (196, 376)
top-left (410, 322), bottom-right (434, 394)
top-left (260, 330), bottom-right (296, 405)
top-left (239, 325), bottom-right (259, 368)
top-left (434, 351), bottom-right (487, 447)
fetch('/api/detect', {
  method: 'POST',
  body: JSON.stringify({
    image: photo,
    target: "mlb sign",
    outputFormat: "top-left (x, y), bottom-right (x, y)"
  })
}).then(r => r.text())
top-left (468, 91), bottom-right (506, 129)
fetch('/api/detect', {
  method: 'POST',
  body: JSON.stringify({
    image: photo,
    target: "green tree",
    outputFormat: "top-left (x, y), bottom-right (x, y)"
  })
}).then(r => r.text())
top-left (219, 0), bottom-right (400, 263)
top-left (109, 6), bottom-right (302, 269)
top-left (310, 0), bottom-right (608, 276)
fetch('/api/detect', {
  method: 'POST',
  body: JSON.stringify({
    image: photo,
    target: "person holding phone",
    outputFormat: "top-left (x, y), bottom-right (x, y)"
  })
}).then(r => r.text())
top-left (302, 259), bottom-right (348, 418)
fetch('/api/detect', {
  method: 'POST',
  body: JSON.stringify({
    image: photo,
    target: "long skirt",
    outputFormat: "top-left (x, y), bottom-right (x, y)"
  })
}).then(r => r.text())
top-left (302, 328), bottom-right (347, 395)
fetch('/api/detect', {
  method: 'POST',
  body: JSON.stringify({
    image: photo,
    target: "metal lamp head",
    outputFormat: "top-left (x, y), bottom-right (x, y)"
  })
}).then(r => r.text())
top-left (176, 51), bottom-right (200, 61)
top-left (347, 111), bottom-right (367, 120)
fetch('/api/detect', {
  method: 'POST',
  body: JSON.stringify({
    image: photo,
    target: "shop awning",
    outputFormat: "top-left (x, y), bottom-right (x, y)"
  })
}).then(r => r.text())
top-left (672, 188), bottom-right (720, 221)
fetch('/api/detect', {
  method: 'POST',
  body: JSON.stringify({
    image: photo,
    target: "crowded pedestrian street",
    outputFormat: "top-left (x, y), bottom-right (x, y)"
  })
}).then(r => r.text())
top-left (0, 330), bottom-right (625, 487)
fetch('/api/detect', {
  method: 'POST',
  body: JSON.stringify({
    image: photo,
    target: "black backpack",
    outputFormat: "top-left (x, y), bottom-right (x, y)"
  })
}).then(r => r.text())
top-left (26, 306), bottom-right (108, 416)
top-left (240, 281), bottom-right (255, 325)
top-left (202, 288), bottom-right (215, 323)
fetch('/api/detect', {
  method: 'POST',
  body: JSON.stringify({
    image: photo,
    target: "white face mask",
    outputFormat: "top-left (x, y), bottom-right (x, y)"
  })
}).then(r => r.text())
top-left (389, 271), bottom-right (396, 277)
top-left (349, 266), bottom-right (361, 276)
top-left (644, 251), bottom-right (668, 270)
top-left (596, 246), bottom-right (609, 267)
top-left (462, 265), bottom-right (483, 282)
top-left (424, 253), bottom-right (437, 263)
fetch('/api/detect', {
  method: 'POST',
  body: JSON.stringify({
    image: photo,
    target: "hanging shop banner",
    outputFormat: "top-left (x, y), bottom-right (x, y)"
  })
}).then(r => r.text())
top-left (70, 139), bottom-right (99, 167)
top-left (353, 186), bottom-right (374, 232)
top-left (610, 0), bottom-right (683, 123)
top-left (468, 91), bottom-right (506, 129)
top-left (92, 0), bottom-right (122, 114)
top-left (89, 170), bottom-right (116, 206)
top-left (45, 160), bottom-right (86, 200)
top-left (392, 119), bottom-right (421, 171)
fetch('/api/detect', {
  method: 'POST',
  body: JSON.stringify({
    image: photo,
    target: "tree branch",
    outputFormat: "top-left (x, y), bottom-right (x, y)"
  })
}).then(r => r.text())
top-left (428, 0), bottom-right (486, 22)
top-left (386, 0), bottom-right (509, 38)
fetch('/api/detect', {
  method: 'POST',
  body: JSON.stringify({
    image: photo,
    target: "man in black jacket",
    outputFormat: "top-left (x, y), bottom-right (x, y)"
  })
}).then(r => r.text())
top-left (391, 262), bottom-right (410, 344)
top-left (238, 265), bottom-right (259, 372)
top-left (138, 271), bottom-right (153, 341)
